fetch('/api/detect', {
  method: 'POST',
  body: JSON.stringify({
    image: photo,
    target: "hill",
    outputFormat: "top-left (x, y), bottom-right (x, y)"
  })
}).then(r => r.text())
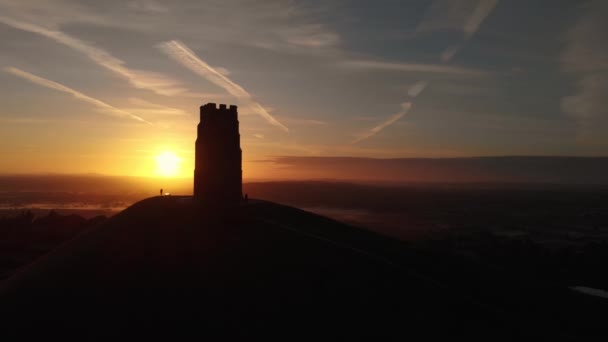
top-left (1, 197), bottom-right (606, 340)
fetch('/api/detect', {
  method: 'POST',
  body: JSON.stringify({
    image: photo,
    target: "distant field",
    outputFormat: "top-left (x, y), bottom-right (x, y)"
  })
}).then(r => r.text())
top-left (2, 177), bottom-right (608, 243)
top-left (1, 177), bottom-right (608, 291)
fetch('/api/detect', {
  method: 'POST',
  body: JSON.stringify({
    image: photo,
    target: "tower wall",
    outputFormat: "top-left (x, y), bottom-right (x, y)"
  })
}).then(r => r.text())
top-left (194, 103), bottom-right (242, 203)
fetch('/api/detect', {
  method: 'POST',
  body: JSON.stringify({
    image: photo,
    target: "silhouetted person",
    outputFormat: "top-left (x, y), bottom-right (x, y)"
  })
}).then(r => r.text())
top-left (160, 188), bottom-right (163, 196)
top-left (244, 193), bottom-right (248, 202)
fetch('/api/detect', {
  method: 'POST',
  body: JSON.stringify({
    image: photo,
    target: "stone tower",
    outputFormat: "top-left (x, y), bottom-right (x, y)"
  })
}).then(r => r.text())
top-left (194, 103), bottom-right (242, 203)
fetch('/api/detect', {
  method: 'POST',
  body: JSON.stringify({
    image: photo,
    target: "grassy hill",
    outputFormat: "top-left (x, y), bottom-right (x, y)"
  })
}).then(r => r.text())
top-left (1, 196), bottom-right (606, 340)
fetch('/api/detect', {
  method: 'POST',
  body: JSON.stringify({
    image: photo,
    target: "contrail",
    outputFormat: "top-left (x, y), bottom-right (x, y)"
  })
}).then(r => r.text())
top-left (352, 102), bottom-right (411, 144)
top-left (5, 67), bottom-right (151, 124)
top-left (353, 0), bottom-right (499, 144)
top-left (353, 79), bottom-right (425, 145)
top-left (127, 98), bottom-right (186, 116)
top-left (464, 0), bottom-right (499, 39)
top-left (420, 0), bottom-right (499, 63)
top-left (340, 60), bottom-right (489, 76)
top-left (159, 40), bottom-right (289, 132)
top-left (0, 16), bottom-right (187, 96)
top-left (408, 81), bottom-right (429, 98)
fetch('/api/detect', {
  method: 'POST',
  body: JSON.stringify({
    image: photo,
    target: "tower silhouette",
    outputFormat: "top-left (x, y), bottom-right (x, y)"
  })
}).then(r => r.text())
top-left (194, 103), bottom-right (242, 203)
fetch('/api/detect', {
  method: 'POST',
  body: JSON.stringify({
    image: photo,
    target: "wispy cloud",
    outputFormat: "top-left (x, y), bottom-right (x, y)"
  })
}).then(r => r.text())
top-left (0, 117), bottom-right (53, 125)
top-left (348, 1), bottom-right (498, 146)
top-left (464, 0), bottom-right (499, 38)
top-left (5, 67), bottom-right (150, 124)
top-left (362, 0), bottom-right (499, 147)
top-left (339, 59), bottom-right (490, 76)
top-left (440, 45), bottom-right (461, 63)
top-left (279, 117), bottom-right (328, 126)
top-left (0, 1), bottom-right (340, 54)
top-left (352, 79), bottom-right (426, 145)
top-left (407, 81), bottom-right (429, 97)
top-left (417, 0), bottom-right (498, 38)
top-left (0, 16), bottom-right (188, 97)
top-left (127, 0), bottom-right (169, 13)
top-left (159, 40), bottom-right (289, 132)
top-left (352, 102), bottom-right (412, 144)
top-left (350, 74), bottom-right (430, 145)
top-left (279, 23), bottom-right (340, 49)
top-left (352, 116), bottom-right (383, 122)
top-left (252, 141), bottom-right (464, 159)
top-left (418, 0), bottom-right (498, 63)
top-left (126, 98), bottom-right (186, 116)
top-left (560, 0), bottom-right (608, 143)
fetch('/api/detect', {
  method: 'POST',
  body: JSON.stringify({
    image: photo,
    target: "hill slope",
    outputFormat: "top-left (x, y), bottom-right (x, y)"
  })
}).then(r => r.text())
top-left (1, 197), bottom-right (605, 340)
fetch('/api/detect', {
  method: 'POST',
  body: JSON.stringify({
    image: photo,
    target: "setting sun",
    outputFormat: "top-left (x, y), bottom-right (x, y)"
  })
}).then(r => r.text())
top-left (155, 151), bottom-right (182, 177)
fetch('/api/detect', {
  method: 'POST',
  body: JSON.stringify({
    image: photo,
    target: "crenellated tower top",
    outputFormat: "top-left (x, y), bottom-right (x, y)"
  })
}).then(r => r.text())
top-left (200, 103), bottom-right (238, 122)
top-left (194, 102), bottom-right (242, 204)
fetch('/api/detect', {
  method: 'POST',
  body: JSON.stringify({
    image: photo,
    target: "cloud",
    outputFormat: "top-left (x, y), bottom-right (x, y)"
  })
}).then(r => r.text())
top-left (560, 0), bottom-right (608, 142)
top-left (159, 40), bottom-right (289, 132)
top-left (352, 102), bottom-right (412, 144)
top-left (279, 117), bottom-right (328, 126)
top-left (0, 1), bottom-right (340, 54)
top-left (339, 59), bottom-right (490, 76)
top-left (440, 45), bottom-right (461, 63)
top-left (345, 1), bottom-right (498, 146)
top-left (416, 0), bottom-right (498, 62)
top-left (408, 81), bottom-right (429, 98)
top-left (5, 67), bottom-right (150, 124)
top-left (126, 98), bottom-right (186, 116)
top-left (0, 117), bottom-right (53, 125)
top-left (352, 116), bottom-right (383, 122)
top-left (0, 16), bottom-right (188, 96)
top-left (178, 91), bottom-right (231, 100)
top-left (371, 0), bottom-right (498, 149)
top-left (352, 79), bottom-right (425, 145)
top-left (417, 0), bottom-right (498, 39)
top-left (127, 0), bottom-right (169, 13)
top-left (279, 23), bottom-right (340, 48)
top-left (255, 156), bottom-right (608, 184)
top-left (463, 0), bottom-right (499, 38)
top-left (214, 67), bottom-right (231, 76)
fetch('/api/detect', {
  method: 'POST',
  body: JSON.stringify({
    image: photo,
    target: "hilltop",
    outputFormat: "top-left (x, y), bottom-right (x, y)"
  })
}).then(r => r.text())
top-left (1, 197), bottom-right (606, 340)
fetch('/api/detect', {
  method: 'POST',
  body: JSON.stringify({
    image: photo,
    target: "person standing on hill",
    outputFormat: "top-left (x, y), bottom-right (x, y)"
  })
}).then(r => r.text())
top-left (160, 188), bottom-right (163, 196)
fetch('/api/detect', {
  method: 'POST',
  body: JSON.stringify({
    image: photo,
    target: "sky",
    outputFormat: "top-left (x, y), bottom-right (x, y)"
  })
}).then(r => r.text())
top-left (0, 0), bottom-right (606, 179)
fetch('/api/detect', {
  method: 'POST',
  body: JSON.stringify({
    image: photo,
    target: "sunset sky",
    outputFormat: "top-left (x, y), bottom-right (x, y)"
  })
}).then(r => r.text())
top-left (0, 0), bottom-right (606, 179)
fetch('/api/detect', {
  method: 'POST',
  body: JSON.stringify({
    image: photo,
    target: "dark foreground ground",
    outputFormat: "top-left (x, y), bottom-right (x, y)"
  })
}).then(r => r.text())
top-left (1, 196), bottom-right (607, 340)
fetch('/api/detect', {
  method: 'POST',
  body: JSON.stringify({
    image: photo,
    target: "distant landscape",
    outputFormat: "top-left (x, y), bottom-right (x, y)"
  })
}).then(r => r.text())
top-left (2, 1), bottom-right (608, 338)
top-left (2, 174), bottom-right (607, 291)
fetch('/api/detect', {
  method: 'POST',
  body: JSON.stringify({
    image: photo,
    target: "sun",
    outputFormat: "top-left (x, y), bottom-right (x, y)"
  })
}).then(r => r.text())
top-left (155, 151), bottom-right (182, 177)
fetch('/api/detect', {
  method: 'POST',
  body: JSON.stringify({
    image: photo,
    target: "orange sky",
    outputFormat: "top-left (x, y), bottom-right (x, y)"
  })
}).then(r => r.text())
top-left (1, 1), bottom-right (607, 180)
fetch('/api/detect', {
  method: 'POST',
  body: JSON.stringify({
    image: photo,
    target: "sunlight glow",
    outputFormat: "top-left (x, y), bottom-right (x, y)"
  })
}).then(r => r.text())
top-left (155, 151), bottom-right (182, 177)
